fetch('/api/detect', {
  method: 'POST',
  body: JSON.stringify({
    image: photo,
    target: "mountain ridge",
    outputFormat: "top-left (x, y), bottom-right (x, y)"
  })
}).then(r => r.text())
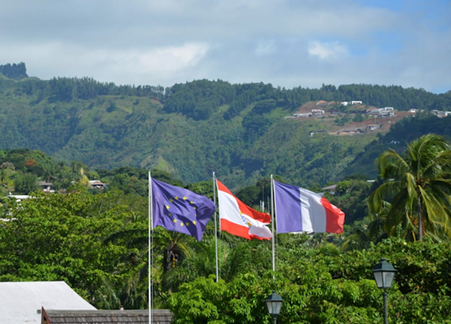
top-left (1, 62), bottom-right (451, 188)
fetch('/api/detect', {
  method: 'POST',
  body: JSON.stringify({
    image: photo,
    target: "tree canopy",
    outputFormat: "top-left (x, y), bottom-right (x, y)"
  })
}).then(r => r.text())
top-left (369, 134), bottom-right (451, 241)
top-left (0, 70), bottom-right (451, 189)
top-left (2, 65), bottom-right (451, 320)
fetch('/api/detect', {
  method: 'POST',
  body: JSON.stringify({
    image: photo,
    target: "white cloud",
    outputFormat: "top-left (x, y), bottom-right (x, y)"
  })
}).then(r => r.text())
top-left (0, 0), bottom-right (449, 92)
top-left (102, 43), bottom-right (210, 85)
top-left (255, 39), bottom-right (277, 55)
top-left (308, 41), bottom-right (348, 60)
top-left (110, 43), bottom-right (210, 74)
top-left (0, 41), bottom-right (209, 86)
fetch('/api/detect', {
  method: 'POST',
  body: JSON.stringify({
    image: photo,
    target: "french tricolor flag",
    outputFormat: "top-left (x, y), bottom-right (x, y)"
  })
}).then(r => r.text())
top-left (274, 180), bottom-right (344, 234)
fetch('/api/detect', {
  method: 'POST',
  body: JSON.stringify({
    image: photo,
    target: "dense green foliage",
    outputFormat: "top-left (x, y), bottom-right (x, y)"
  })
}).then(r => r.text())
top-left (0, 189), bottom-right (146, 308)
top-left (0, 62), bottom-right (27, 80)
top-left (341, 113), bottom-right (451, 179)
top-left (3, 186), bottom-right (451, 322)
top-left (1, 63), bottom-right (451, 189)
top-left (168, 237), bottom-right (451, 323)
top-left (0, 148), bottom-right (98, 194)
top-left (368, 134), bottom-right (451, 241)
top-left (3, 63), bottom-right (451, 321)
top-left (0, 140), bottom-right (450, 321)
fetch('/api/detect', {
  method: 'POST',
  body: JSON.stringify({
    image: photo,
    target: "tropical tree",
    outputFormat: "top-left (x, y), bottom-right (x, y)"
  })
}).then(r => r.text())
top-left (0, 189), bottom-right (136, 309)
top-left (13, 173), bottom-right (38, 194)
top-left (368, 134), bottom-right (451, 241)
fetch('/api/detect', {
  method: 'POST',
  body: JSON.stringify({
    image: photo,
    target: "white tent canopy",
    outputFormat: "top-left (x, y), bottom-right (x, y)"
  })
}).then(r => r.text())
top-left (0, 281), bottom-right (96, 324)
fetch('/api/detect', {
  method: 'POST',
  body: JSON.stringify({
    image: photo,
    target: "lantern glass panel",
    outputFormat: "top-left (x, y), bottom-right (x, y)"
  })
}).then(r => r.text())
top-left (373, 271), bottom-right (383, 288)
top-left (383, 271), bottom-right (395, 288)
top-left (266, 299), bottom-right (282, 316)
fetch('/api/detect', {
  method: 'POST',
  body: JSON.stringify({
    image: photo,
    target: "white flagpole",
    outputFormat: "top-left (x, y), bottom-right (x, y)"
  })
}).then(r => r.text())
top-left (271, 174), bottom-right (276, 278)
top-left (148, 172), bottom-right (153, 324)
top-left (213, 172), bottom-right (219, 282)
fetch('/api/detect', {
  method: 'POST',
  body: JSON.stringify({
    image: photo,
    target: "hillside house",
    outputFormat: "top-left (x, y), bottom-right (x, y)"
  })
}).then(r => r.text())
top-left (379, 110), bottom-right (394, 117)
top-left (294, 112), bottom-right (312, 118)
top-left (368, 108), bottom-right (394, 117)
top-left (311, 109), bottom-right (325, 117)
top-left (322, 184), bottom-right (336, 195)
top-left (351, 101), bottom-right (363, 105)
top-left (6, 193), bottom-right (30, 201)
top-left (89, 180), bottom-right (108, 189)
top-left (366, 124), bottom-right (380, 131)
top-left (38, 181), bottom-right (53, 193)
top-left (337, 128), bottom-right (363, 135)
top-left (432, 110), bottom-right (451, 118)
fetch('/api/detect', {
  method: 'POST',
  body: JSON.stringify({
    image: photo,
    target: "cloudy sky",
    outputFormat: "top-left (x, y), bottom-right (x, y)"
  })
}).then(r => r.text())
top-left (1, 0), bottom-right (450, 93)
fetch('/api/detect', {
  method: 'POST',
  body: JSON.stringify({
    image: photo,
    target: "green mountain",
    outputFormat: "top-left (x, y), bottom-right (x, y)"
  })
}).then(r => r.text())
top-left (0, 62), bottom-right (450, 189)
top-left (341, 112), bottom-right (451, 179)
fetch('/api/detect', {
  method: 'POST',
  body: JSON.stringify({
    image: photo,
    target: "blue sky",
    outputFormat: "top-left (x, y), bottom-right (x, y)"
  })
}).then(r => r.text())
top-left (0, 0), bottom-right (449, 93)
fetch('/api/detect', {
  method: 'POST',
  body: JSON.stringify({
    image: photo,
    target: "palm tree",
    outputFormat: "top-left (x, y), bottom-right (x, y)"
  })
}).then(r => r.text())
top-left (341, 214), bottom-right (387, 251)
top-left (368, 134), bottom-right (451, 241)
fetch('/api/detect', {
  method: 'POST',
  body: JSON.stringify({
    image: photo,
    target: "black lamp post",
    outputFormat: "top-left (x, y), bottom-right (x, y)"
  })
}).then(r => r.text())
top-left (372, 258), bottom-right (397, 324)
top-left (265, 290), bottom-right (283, 324)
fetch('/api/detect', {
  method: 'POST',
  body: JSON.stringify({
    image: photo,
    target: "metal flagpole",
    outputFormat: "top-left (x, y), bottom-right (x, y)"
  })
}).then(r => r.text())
top-left (148, 172), bottom-right (152, 324)
top-left (213, 172), bottom-right (219, 282)
top-left (271, 174), bottom-right (276, 279)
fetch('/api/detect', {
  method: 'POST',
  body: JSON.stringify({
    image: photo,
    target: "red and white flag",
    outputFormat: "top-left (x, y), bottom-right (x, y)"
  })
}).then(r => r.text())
top-left (216, 180), bottom-right (273, 240)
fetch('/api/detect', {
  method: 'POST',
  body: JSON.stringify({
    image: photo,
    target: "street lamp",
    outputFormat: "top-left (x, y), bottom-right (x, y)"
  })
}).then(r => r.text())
top-left (265, 290), bottom-right (283, 324)
top-left (372, 258), bottom-right (397, 324)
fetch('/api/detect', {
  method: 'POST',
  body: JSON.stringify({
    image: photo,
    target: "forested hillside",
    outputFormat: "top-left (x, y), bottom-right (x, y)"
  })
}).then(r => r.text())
top-left (1, 62), bottom-right (450, 189)
top-left (4, 63), bottom-right (451, 322)
top-left (341, 112), bottom-right (451, 179)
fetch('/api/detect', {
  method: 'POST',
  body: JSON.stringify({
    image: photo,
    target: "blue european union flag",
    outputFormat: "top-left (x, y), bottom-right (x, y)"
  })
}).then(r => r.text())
top-left (151, 178), bottom-right (216, 241)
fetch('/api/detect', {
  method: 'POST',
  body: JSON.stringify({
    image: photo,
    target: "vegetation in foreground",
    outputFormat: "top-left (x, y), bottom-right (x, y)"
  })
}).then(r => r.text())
top-left (1, 134), bottom-right (451, 322)
top-left (1, 187), bottom-right (451, 323)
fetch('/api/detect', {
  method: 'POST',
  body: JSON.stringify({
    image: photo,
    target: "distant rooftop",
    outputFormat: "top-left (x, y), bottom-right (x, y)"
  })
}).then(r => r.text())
top-left (42, 309), bottom-right (173, 324)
